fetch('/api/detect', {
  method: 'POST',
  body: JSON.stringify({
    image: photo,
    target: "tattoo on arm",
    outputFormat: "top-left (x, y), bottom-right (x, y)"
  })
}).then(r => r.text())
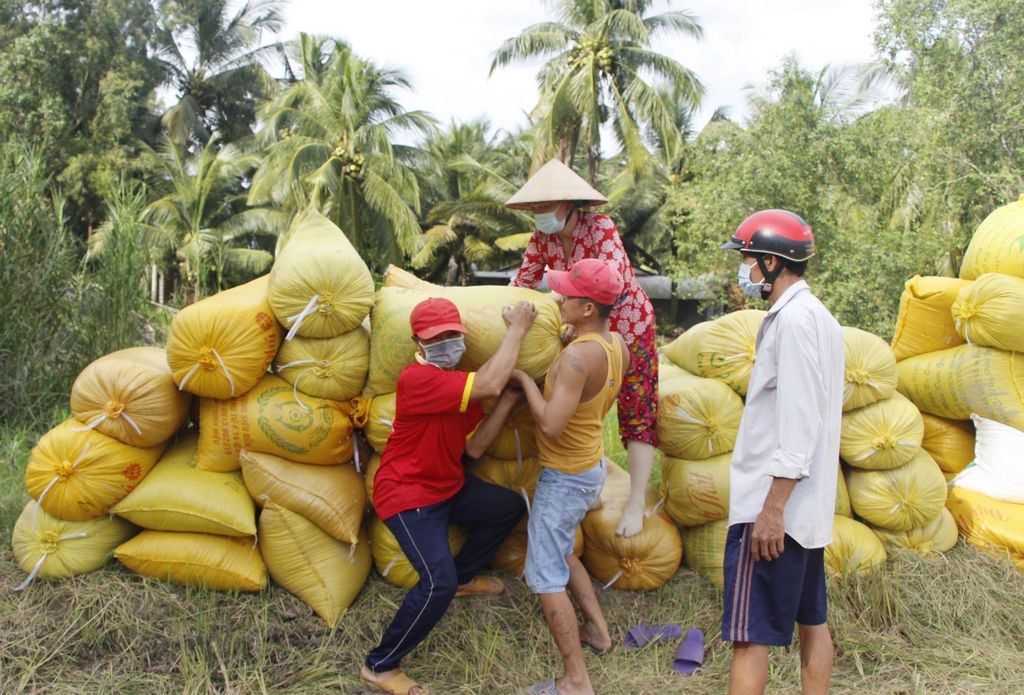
top-left (564, 353), bottom-right (584, 374)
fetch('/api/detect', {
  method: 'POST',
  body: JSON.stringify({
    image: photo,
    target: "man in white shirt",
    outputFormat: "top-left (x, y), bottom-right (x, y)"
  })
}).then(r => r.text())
top-left (719, 210), bottom-right (845, 695)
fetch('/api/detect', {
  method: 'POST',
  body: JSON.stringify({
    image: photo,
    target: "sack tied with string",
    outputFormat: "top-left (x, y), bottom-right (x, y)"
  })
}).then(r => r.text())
top-left (661, 309), bottom-right (765, 397)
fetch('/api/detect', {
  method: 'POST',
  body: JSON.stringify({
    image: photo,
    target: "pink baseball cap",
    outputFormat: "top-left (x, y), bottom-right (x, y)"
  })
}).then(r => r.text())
top-left (546, 259), bottom-right (624, 306)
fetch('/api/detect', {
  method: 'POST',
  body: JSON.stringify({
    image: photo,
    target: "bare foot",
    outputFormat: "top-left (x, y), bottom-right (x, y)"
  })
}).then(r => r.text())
top-left (580, 620), bottom-right (612, 653)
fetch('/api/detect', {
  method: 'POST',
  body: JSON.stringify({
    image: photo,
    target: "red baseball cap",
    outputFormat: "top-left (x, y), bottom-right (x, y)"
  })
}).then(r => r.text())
top-left (546, 258), bottom-right (624, 306)
top-left (410, 297), bottom-right (468, 340)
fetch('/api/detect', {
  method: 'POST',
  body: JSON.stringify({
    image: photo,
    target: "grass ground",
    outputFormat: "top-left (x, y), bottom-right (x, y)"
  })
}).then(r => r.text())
top-left (4, 422), bottom-right (1024, 694)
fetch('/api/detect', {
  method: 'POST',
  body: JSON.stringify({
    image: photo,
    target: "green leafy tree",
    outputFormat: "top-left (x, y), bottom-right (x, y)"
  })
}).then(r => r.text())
top-left (491, 0), bottom-right (704, 181)
top-left (248, 34), bottom-right (433, 270)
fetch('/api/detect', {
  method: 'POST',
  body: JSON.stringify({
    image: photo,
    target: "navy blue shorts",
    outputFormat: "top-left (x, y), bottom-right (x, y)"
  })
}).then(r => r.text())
top-left (721, 523), bottom-right (827, 647)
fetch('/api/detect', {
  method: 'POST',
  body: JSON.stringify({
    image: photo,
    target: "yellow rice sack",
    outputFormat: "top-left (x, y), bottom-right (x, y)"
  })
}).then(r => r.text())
top-left (896, 344), bottom-right (1024, 430)
top-left (166, 275), bottom-right (282, 399)
top-left (845, 449), bottom-right (947, 531)
top-left (269, 208), bottom-right (375, 339)
top-left (352, 393), bottom-right (396, 455)
top-left (11, 501), bottom-right (137, 587)
top-left (959, 197), bottom-right (1024, 281)
top-left (842, 326), bottom-right (898, 412)
top-left (25, 419), bottom-right (165, 521)
top-left (112, 434), bottom-right (255, 536)
top-left (197, 374), bottom-right (354, 471)
top-left (951, 272), bottom-right (1024, 353)
top-left (840, 392), bottom-right (923, 470)
top-left (369, 514), bottom-right (467, 589)
top-left (258, 501), bottom-right (370, 627)
top-left (114, 530), bottom-right (266, 591)
top-left (274, 326), bottom-right (370, 403)
top-left (365, 285), bottom-right (562, 396)
top-left (921, 413), bottom-right (975, 475)
top-left (836, 464), bottom-right (852, 517)
top-left (946, 486), bottom-right (1024, 569)
top-left (661, 454), bottom-right (730, 527)
top-left (70, 347), bottom-right (191, 448)
top-left (383, 265), bottom-right (442, 292)
top-left (680, 519), bottom-right (728, 587)
top-left (662, 310), bottom-right (765, 396)
top-left (872, 507), bottom-right (958, 555)
top-left (825, 515), bottom-right (887, 575)
top-left (657, 368), bottom-right (744, 460)
top-left (581, 464), bottom-right (682, 591)
top-left (890, 276), bottom-right (970, 361)
top-left (492, 516), bottom-right (583, 576)
top-left (482, 401), bottom-right (538, 460)
top-left (364, 454), bottom-right (381, 505)
top-left (467, 456), bottom-right (540, 503)
top-left (239, 449), bottom-right (365, 544)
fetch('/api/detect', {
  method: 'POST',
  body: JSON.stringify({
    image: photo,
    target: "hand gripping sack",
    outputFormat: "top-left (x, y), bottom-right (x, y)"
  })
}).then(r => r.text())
top-left (680, 519), bottom-right (728, 587)
top-left (945, 486), bottom-right (1024, 569)
top-left (166, 275), bottom-right (282, 399)
top-left (25, 419), bottom-right (165, 521)
top-left (112, 434), bottom-right (256, 536)
top-left (890, 276), bottom-right (970, 361)
top-left (824, 515), bottom-right (887, 575)
top-left (920, 413), bottom-right (975, 475)
top-left (661, 454), bottom-right (730, 527)
top-left (274, 325), bottom-right (370, 403)
top-left (197, 374), bottom-right (354, 471)
top-left (950, 414), bottom-right (1024, 504)
top-left (951, 272), bottom-right (1024, 353)
top-left (896, 344), bottom-right (1024, 430)
top-left (842, 326), bottom-right (898, 412)
top-left (959, 197), bottom-right (1024, 281)
top-left (259, 501), bottom-right (370, 627)
top-left (581, 464), bottom-right (682, 591)
top-left (351, 393), bottom-right (396, 455)
top-left (872, 507), bottom-right (958, 555)
top-left (840, 392), bottom-right (924, 470)
top-left (269, 208), bottom-right (375, 339)
top-left (845, 449), bottom-right (947, 531)
top-left (70, 347), bottom-right (191, 447)
top-left (240, 449), bottom-right (365, 544)
top-left (369, 514), bottom-right (467, 589)
top-left (662, 310), bottom-right (765, 396)
top-left (492, 516), bottom-right (583, 577)
top-left (11, 501), bottom-right (137, 588)
top-left (657, 369), bottom-right (744, 460)
top-left (365, 285), bottom-right (562, 396)
top-left (114, 530), bottom-right (266, 591)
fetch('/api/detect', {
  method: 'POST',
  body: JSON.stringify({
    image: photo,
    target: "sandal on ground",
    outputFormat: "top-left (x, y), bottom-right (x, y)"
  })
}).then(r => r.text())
top-left (522, 679), bottom-right (563, 695)
top-left (454, 575), bottom-right (505, 597)
top-left (361, 670), bottom-right (429, 695)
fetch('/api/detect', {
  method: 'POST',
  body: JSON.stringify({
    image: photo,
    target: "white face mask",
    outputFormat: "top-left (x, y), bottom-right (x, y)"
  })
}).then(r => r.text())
top-left (737, 261), bottom-right (764, 298)
top-left (534, 210), bottom-right (566, 234)
top-left (418, 336), bottom-right (466, 369)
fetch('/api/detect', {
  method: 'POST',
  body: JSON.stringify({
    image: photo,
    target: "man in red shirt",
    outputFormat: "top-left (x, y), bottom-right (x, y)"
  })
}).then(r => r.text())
top-left (361, 296), bottom-right (538, 695)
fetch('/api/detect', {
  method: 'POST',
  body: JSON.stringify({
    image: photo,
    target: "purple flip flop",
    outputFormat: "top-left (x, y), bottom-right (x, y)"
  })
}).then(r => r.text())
top-left (621, 621), bottom-right (684, 648)
top-left (672, 628), bottom-right (705, 676)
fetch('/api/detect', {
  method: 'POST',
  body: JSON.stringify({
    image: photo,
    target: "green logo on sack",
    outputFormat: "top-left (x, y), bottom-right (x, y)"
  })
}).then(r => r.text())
top-left (256, 386), bottom-right (334, 456)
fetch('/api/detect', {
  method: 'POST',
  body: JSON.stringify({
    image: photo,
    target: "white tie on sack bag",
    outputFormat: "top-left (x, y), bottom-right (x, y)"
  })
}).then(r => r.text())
top-left (71, 411), bottom-right (143, 437)
top-left (284, 294), bottom-right (321, 342)
top-left (33, 443), bottom-right (91, 524)
top-left (850, 439), bottom-right (921, 463)
top-left (13, 528), bottom-right (89, 591)
top-left (277, 359), bottom-right (324, 413)
top-left (178, 348), bottom-right (237, 396)
top-left (675, 406), bottom-right (716, 454)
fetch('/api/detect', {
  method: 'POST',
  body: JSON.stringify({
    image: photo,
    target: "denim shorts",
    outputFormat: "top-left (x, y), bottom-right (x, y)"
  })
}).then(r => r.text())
top-left (525, 459), bottom-right (606, 594)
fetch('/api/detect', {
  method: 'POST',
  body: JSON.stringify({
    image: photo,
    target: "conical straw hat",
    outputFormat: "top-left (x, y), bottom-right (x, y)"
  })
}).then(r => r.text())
top-left (504, 159), bottom-right (608, 210)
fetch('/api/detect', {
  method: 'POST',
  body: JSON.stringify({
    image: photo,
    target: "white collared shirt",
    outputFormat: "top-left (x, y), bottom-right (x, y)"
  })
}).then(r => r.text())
top-left (727, 280), bottom-right (845, 549)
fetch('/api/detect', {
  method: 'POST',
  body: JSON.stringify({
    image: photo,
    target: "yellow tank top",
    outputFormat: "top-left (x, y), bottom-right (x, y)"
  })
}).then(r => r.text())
top-left (537, 332), bottom-right (624, 474)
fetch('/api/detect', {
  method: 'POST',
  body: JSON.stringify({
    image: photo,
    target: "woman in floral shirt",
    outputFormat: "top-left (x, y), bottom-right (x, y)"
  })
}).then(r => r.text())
top-left (505, 159), bottom-right (658, 538)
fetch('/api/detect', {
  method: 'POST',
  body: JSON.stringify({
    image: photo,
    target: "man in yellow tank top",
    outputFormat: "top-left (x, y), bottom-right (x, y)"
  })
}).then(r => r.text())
top-left (511, 258), bottom-right (630, 695)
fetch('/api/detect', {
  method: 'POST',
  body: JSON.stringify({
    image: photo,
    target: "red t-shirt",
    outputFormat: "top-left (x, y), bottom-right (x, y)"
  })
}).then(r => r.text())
top-left (372, 362), bottom-right (484, 520)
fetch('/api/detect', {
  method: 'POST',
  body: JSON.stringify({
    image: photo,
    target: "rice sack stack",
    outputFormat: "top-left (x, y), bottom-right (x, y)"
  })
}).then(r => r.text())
top-left (842, 327), bottom-right (898, 412)
top-left (70, 347), bottom-right (191, 448)
top-left (268, 208), bottom-right (375, 340)
top-left (656, 366), bottom-right (743, 460)
top-left (661, 310), bottom-right (764, 396)
top-left (581, 464), bottom-right (682, 591)
top-left (958, 197), bottom-right (1024, 281)
top-left (889, 276), bottom-right (970, 361)
top-left (166, 275), bottom-right (282, 399)
top-left (196, 374), bottom-right (355, 471)
top-left (364, 284), bottom-right (561, 396)
top-left (274, 324), bottom-right (370, 404)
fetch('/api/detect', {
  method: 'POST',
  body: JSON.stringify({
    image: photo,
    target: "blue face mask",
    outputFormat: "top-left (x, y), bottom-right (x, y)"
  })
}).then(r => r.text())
top-left (737, 261), bottom-right (764, 298)
top-left (418, 336), bottom-right (466, 369)
top-left (535, 210), bottom-right (566, 234)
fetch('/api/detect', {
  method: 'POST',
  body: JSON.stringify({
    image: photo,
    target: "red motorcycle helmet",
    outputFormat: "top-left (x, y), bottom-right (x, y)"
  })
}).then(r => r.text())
top-left (721, 209), bottom-right (815, 261)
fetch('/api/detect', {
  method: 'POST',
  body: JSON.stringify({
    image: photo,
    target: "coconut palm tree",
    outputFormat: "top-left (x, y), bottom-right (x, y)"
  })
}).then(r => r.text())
top-left (156, 0), bottom-right (284, 149)
top-left (248, 34), bottom-right (433, 269)
top-left (490, 0), bottom-right (704, 181)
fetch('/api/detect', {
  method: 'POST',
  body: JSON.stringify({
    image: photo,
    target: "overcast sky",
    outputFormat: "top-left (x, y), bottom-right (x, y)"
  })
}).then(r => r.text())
top-left (281, 0), bottom-right (879, 137)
